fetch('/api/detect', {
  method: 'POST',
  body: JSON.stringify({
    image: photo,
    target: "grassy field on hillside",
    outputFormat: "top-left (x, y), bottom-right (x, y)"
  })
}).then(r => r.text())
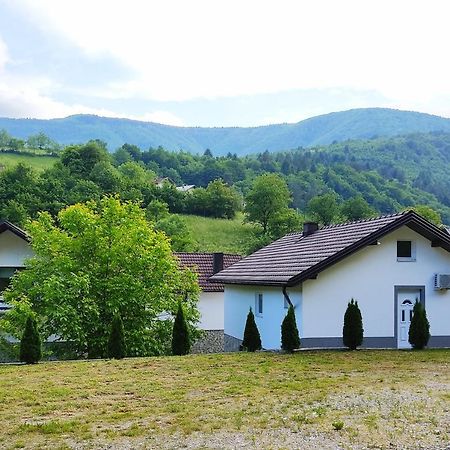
top-left (0, 153), bottom-right (57, 171)
top-left (0, 350), bottom-right (448, 449)
top-left (181, 213), bottom-right (257, 254)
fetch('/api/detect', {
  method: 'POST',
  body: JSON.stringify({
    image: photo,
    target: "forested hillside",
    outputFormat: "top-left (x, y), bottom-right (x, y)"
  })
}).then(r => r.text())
top-left (2, 108), bottom-right (450, 155)
top-left (1, 130), bottom-right (450, 255)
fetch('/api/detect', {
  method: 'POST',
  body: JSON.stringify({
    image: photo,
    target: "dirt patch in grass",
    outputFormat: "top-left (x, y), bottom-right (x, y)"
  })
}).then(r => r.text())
top-left (0, 350), bottom-right (449, 449)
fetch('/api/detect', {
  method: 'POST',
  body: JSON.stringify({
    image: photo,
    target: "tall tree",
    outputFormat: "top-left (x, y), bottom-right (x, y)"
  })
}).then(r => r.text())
top-left (107, 314), bottom-right (126, 359)
top-left (241, 308), bottom-right (262, 352)
top-left (281, 305), bottom-right (300, 352)
top-left (341, 196), bottom-right (377, 221)
top-left (3, 196), bottom-right (200, 358)
top-left (343, 299), bottom-right (364, 350)
top-left (307, 193), bottom-right (341, 225)
top-left (172, 301), bottom-right (190, 355)
top-left (408, 300), bottom-right (430, 350)
top-left (245, 173), bottom-right (291, 233)
top-left (19, 315), bottom-right (42, 364)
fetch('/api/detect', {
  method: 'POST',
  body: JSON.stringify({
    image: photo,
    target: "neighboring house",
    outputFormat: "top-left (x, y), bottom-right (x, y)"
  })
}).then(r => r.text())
top-left (0, 221), bottom-right (32, 313)
top-left (175, 252), bottom-right (242, 352)
top-left (210, 211), bottom-right (450, 350)
top-left (176, 184), bottom-right (195, 193)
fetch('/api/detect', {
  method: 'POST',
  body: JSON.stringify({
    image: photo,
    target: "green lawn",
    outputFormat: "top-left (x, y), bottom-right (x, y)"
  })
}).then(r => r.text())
top-left (0, 153), bottom-right (58, 172)
top-left (0, 350), bottom-right (448, 449)
top-left (180, 212), bottom-right (257, 254)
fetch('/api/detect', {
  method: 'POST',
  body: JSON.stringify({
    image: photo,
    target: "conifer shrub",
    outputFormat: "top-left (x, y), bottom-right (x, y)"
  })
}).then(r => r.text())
top-left (107, 314), bottom-right (126, 359)
top-left (241, 307), bottom-right (262, 351)
top-left (342, 299), bottom-right (364, 350)
top-left (408, 300), bottom-right (430, 349)
top-left (281, 305), bottom-right (300, 352)
top-left (172, 301), bottom-right (190, 355)
top-left (19, 315), bottom-right (42, 364)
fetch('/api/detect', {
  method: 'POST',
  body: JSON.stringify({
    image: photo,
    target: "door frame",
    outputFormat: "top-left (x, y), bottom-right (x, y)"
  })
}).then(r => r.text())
top-left (394, 285), bottom-right (425, 349)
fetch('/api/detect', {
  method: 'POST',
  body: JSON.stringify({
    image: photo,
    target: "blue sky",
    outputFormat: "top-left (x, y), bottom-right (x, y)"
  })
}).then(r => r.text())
top-left (1, 0), bottom-right (450, 127)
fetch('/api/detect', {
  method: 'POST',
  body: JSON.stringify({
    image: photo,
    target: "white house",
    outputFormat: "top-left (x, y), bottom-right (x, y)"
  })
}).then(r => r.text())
top-left (175, 252), bottom-right (241, 352)
top-left (210, 211), bottom-right (450, 350)
top-left (0, 221), bottom-right (32, 312)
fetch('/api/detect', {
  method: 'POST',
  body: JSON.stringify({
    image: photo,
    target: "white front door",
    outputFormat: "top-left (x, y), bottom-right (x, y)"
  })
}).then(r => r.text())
top-left (397, 290), bottom-right (419, 349)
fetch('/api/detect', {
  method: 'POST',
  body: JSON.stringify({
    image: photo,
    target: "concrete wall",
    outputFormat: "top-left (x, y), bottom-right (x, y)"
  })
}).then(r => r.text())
top-left (224, 225), bottom-right (450, 349)
top-left (0, 230), bottom-right (32, 267)
top-left (224, 284), bottom-right (302, 349)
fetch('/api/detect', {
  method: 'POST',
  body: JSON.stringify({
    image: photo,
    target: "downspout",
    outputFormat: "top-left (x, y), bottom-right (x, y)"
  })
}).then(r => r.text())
top-left (282, 286), bottom-right (294, 308)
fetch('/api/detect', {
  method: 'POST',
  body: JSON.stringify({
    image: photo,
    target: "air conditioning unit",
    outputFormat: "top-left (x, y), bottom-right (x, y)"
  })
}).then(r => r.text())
top-left (434, 273), bottom-right (450, 290)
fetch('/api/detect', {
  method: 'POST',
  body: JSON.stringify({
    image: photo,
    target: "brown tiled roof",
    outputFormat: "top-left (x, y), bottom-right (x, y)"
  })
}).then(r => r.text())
top-left (175, 252), bottom-right (242, 292)
top-left (209, 211), bottom-right (450, 287)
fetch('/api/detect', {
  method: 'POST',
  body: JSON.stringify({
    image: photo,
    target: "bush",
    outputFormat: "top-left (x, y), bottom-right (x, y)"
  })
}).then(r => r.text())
top-left (343, 299), bottom-right (363, 350)
top-left (19, 315), bottom-right (41, 364)
top-left (107, 314), bottom-right (126, 359)
top-left (408, 300), bottom-right (430, 349)
top-left (172, 302), bottom-right (190, 355)
top-left (281, 305), bottom-right (300, 352)
top-left (241, 308), bottom-right (262, 351)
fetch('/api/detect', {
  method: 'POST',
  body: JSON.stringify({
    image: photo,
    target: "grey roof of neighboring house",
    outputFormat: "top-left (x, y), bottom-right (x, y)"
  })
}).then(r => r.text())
top-left (0, 220), bottom-right (29, 241)
top-left (209, 210), bottom-right (450, 287)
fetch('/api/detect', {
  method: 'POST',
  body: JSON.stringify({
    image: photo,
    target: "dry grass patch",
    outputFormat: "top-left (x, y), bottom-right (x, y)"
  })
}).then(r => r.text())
top-left (0, 350), bottom-right (448, 449)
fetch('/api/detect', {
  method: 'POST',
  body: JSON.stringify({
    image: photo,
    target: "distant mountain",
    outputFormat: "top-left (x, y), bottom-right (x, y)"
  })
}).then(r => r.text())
top-left (2, 108), bottom-right (450, 155)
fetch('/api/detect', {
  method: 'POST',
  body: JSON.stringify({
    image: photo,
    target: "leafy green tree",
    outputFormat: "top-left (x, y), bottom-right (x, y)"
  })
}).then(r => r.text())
top-left (245, 173), bottom-right (291, 233)
top-left (241, 308), bottom-right (262, 351)
top-left (19, 315), bottom-right (42, 364)
top-left (146, 199), bottom-right (170, 222)
top-left (281, 305), bottom-right (300, 352)
top-left (3, 196), bottom-right (200, 358)
top-left (341, 196), bottom-right (377, 221)
top-left (307, 193), bottom-right (341, 225)
top-left (408, 300), bottom-right (430, 349)
top-left (60, 142), bottom-right (110, 178)
top-left (26, 132), bottom-right (59, 151)
top-left (0, 129), bottom-right (12, 149)
top-left (107, 314), bottom-right (126, 359)
top-left (267, 208), bottom-right (303, 239)
top-left (343, 299), bottom-right (363, 350)
top-left (155, 215), bottom-right (197, 252)
top-left (172, 301), bottom-right (190, 355)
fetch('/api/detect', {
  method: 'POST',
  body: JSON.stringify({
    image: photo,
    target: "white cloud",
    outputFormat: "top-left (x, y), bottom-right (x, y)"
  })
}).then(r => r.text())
top-left (0, 36), bottom-right (9, 72)
top-left (0, 76), bottom-right (121, 119)
top-left (12, 0), bottom-right (450, 106)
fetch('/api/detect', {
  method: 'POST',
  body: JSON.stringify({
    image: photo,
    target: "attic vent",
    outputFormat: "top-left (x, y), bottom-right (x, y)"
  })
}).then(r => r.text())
top-left (434, 273), bottom-right (450, 290)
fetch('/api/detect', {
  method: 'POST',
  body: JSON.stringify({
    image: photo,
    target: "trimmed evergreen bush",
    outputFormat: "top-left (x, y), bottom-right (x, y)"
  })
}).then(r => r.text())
top-left (241, 307), bottom-right (262, 351)
top-left (19, 315), bottom-right (42, 364)
top-left (107, 314), bottom-right (126, 359)
top-left (343, 299), bottom-right (364, 350)
top-left (281, 305), bottom-right (300, 352)
top-left (408, 300), bottom-right (430, 349)
top-left (172, 301), bottom-right (190, 355)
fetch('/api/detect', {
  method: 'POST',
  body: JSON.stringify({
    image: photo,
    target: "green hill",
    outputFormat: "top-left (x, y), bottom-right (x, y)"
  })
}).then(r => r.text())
top-left (2, 108), bottom-right (450, 155)
top-left (0, 153), bottom-right (57, 171)
top-left (181, 213), bottom-right (254, 254)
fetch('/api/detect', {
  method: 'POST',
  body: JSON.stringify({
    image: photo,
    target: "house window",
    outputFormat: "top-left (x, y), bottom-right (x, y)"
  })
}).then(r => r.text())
top-left (397, 241), bottom-right (415, 261)
top-left (255, 293), bottom-right (263, 316)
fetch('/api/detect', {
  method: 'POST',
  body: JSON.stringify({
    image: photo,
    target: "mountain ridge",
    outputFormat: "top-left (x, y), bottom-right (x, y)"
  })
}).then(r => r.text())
top-left (2, 108), bottom-right (450, 155)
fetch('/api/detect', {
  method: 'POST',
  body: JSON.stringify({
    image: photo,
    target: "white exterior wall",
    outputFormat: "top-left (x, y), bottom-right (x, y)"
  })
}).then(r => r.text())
top-left (224, 225), bottom-right (450, 349)
top-left (197, 291), bottom-right (224, 330)
top-left (224, 285), bottom-right (302, 349)
top-left (0, 230), bottom-right (32, 267)
top-left (302, 226), bottom-right (450, 339)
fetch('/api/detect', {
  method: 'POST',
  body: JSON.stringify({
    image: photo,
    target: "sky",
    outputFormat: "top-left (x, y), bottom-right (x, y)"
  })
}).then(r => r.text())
top-left (1, 0), bottom-right (450, 127)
